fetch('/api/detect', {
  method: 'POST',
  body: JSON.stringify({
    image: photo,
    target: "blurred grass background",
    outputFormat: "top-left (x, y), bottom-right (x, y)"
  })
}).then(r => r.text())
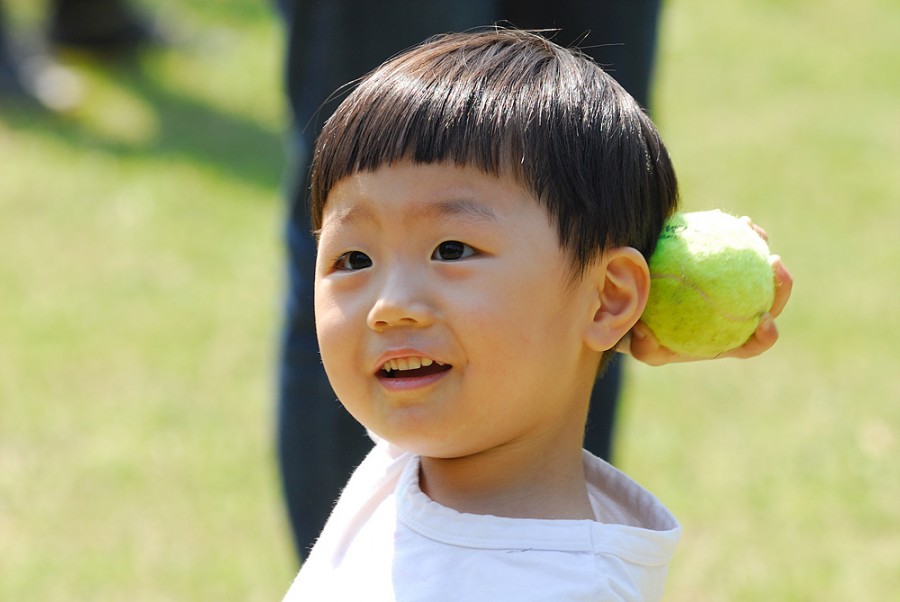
top-left (0, 0), bottom-right (897, 600)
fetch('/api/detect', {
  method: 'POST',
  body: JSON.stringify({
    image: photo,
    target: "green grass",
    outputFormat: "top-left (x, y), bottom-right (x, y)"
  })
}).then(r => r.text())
top-left (1, 0), bottom-right (898, 600)
top-left (1, 2), bottom-right (293, 600)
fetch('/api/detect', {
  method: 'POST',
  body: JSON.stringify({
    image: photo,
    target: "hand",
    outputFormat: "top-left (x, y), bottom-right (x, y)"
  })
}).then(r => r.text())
top-left (618, 217), bottom-right (794, 366)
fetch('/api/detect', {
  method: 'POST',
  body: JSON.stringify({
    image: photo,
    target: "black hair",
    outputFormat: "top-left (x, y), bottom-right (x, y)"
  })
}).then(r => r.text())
top-left (310, 28), bottom-right (678, 273)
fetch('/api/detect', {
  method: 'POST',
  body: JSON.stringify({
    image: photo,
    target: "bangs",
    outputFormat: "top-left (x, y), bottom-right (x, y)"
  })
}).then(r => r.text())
top-left (310, 30), bottom-right (589, 226)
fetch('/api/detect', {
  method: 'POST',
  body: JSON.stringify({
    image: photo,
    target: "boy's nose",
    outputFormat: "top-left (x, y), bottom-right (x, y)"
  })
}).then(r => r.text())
top-left (366, 268), bottom-right (434, 332)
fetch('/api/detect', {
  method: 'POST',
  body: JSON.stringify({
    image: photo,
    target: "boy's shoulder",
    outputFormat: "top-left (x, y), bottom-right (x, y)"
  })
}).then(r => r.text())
top-left (285, 444), bottom-right (679, 601)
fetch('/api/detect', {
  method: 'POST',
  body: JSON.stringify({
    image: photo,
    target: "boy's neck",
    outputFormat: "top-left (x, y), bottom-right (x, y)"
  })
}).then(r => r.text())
top-left (417, 427), bottom-right (594, 521)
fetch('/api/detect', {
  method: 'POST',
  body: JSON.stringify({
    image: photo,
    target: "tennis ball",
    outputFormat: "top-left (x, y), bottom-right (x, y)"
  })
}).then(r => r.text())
top-left (641, 210), bottom-right (775, 358)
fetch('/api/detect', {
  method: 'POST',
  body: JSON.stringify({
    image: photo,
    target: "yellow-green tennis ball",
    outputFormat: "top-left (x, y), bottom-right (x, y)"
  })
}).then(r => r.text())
top-left (641, 210), bottom-right (775, 358)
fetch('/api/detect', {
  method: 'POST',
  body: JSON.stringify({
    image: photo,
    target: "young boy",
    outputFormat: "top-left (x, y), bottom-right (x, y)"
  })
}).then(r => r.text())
top-left (283, 28), bottom-right (707, 600)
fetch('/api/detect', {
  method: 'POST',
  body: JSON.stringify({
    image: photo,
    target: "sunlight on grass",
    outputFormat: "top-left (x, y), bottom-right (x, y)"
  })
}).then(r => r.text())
top-left (61, 61), bottom-right (161, 145)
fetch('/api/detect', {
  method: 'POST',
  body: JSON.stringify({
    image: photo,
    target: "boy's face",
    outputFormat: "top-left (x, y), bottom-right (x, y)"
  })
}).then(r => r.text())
top-left (314, 161), bottom-right (602, 459)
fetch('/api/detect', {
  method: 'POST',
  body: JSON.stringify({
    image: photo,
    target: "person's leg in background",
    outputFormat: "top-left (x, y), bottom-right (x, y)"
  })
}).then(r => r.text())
top-left (275, 0), bottom-right (496, 560)
top-left (275, 0), bottom-right (662, 560)
top-left (500, 0), bottom-right (662, 459)
top-left (501, 0), bottom-right (661, 110)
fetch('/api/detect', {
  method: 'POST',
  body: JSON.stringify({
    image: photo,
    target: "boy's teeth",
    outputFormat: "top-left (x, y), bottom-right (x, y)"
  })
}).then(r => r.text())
top-left (383, 357), bottom-right (436, 372)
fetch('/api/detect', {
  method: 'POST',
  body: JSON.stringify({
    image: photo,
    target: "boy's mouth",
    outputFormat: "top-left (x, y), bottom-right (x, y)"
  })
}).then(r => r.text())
top-left (379, 357), bottom-right (451, 379)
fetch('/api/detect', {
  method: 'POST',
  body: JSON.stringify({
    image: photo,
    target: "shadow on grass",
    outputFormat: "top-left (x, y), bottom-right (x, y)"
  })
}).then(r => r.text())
top-left (1, 51), bottom-right (285, 196)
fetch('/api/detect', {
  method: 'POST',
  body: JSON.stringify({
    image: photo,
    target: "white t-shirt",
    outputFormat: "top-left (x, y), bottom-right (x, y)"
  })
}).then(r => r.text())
top-left (283, 442), bottom-right (680, 601)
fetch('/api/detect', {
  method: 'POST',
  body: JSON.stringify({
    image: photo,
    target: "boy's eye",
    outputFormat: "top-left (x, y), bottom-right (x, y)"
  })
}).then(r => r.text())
top-left (336, 251), bottom-right (373, 271)
top-left (432, 240), bottom-right (475, 261)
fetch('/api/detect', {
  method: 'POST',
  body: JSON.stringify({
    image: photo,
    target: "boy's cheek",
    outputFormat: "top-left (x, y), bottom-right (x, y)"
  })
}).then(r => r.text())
top-left (313, 301), bottom-right (352, 354)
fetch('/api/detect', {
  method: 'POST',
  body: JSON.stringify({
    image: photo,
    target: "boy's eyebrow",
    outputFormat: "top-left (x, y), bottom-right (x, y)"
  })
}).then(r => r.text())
top-left (412, 198), bottom-right (499, 223)
top-left (331, 197), bottom-right (500, 226)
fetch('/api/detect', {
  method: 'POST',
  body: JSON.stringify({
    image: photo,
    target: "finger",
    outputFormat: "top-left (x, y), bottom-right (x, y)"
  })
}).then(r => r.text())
top-left (741, 215), bottom-right (769, 242)
top-left (722, 313), bottom-right (778, 359)
top-left (768, 255), bottom-right (793, 318)
top-left (629, 321), bottom-right (680, 366)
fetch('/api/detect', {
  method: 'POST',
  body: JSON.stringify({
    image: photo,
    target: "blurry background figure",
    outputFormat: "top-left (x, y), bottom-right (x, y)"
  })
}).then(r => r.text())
top-left (0, 0), bottom-right (162, 110)
top-left (45, 0), bottom-right (161, 51)
top-left (275, 0), bottom-right (663, 561)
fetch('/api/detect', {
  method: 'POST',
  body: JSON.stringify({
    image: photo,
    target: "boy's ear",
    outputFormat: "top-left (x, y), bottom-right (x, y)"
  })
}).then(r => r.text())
top-left (583, 247), bottom-right (651, 352)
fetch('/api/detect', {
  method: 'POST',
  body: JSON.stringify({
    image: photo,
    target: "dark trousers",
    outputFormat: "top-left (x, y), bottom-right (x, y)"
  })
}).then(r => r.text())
top-left (276, 0), bottom-right (661, 560)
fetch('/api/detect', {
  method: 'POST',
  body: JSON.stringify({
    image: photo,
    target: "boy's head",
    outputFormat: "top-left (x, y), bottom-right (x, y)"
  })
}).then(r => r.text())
top-left (310, 28), bottom-right (679, 273)
top-left (311, 30), bottom-right (681, 456)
